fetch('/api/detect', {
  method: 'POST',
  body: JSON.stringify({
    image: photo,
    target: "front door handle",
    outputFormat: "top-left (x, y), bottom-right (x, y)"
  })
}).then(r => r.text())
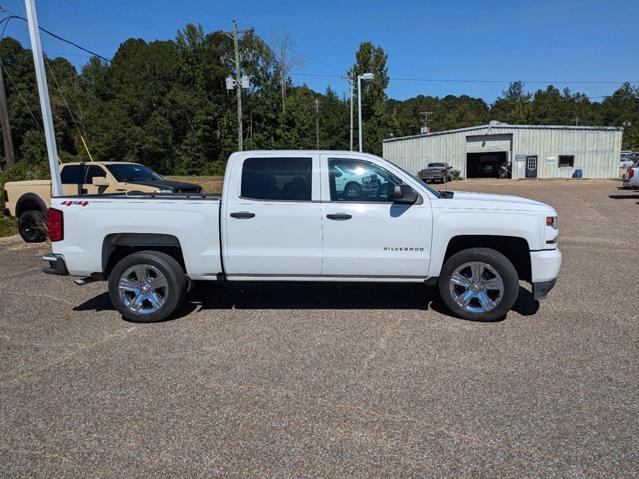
top-left (230, 211), bottom-right (255, 219)
top-left (326, 213), bottom-right (352, 221)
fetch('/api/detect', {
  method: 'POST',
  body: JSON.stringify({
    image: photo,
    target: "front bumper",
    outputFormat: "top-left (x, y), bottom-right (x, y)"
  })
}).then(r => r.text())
top-left (42, 253), bottom-right (69, 276)
top-left (533, 279), bottom-right (557, 300)
top-left (530, 248), bottom-right (561, 300)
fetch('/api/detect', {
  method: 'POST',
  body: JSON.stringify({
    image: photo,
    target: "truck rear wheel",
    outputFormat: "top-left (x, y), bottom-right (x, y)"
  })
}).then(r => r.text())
top-left (18, 210), bottom-right (47, 243)
top-left (438, 247), bottom-right (519, 321)
top-left (108, 251), bottom-right (187, 323)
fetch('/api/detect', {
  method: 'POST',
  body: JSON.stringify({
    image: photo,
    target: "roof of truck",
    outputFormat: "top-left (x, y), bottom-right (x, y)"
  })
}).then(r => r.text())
top-left (61, 161), bottom-right (139, 166)
top-left (230, 150), bottom-right (380, 156)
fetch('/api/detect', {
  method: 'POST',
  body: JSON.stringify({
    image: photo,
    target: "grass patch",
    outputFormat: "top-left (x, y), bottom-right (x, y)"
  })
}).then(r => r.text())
top-left (0, 215), bottom-right (17, 238)
top-left (168, 176), bottom-right (224, 194)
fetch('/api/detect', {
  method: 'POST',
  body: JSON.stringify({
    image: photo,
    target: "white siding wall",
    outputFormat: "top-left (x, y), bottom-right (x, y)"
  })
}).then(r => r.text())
top-left (383, 126), bottom-right (622, 180)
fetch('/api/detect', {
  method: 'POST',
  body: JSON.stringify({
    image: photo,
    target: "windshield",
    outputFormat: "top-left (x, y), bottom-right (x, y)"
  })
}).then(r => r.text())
top-left (106, 164), bottom-right (164, 182)
top-left (428, 163), bottom-right (446, 167)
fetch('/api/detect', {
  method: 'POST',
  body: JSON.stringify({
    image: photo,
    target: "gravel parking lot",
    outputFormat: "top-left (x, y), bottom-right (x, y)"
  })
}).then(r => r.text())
top-left (0, 179), bottom-right (637, 477)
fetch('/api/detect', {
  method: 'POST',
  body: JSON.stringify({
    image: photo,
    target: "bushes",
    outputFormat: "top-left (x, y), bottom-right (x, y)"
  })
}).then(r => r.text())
top-left (0, 216), bottom-right (16, 238)
top-left (451, 169), bottom-right (463, 181)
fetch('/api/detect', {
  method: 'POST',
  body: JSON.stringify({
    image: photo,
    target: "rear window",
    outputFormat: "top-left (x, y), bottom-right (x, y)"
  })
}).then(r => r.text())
top-left (85, 166), bottom-right (106, 183)
top-left (241, 157), bottom-right (312, 201)
top-left (60, 165), bottom-right (83, 184)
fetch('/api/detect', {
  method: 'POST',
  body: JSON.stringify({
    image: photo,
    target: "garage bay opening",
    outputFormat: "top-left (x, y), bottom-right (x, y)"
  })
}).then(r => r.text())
top-left (466, 152), bottom-right (511, 178)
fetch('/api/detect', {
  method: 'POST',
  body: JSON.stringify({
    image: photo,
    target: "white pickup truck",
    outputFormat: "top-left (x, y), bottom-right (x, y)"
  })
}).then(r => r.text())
top-left (42, 150), bottom-right (561, 322)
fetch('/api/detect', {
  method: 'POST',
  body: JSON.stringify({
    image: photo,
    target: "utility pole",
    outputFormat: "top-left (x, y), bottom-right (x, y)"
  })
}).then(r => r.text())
top-left (315, 98), bottom-right (320, 149)
top-left (25, 0), bottom-right (61, 195)
top-left (0, 60), bottom-right (15, 167)
top-left (419, 111), bottom-right (432, 134)
top-left (232, 21), bottom-right (243, 151)
top-left (224, 21), bottom-right (252, 152)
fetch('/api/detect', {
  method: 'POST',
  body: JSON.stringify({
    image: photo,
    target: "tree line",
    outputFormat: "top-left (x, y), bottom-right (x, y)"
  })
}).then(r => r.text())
top-left (0, 25), bottom-right (637, 179)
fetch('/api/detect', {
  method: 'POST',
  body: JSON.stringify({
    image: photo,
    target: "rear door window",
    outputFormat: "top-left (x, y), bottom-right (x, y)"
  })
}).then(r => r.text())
top-left (241, 157), bottom-right (312, 201)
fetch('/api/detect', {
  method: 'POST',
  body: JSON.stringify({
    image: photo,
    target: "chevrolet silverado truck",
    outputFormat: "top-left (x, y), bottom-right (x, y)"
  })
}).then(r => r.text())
top-left (419, 162), bottom-right (453, 183)
top-left (3, 161), bottom-right (201, 242)
top-left (42, 150), bottom-right (561, 323)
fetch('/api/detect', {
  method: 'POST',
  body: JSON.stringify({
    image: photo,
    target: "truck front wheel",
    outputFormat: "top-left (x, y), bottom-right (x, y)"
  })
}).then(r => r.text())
top-left (108, 251), bottom-right (187, 323)
top-left (438, 247), bottom-right (519, 321)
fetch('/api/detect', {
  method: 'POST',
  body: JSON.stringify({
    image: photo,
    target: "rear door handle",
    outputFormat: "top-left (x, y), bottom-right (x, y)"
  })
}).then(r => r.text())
top-left (326, 213), bottom-right (352, 221)
top-left (230, 211), bottom-right (255, 219)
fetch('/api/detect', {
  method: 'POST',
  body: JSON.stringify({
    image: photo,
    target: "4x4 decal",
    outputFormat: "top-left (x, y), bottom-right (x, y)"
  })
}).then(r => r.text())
top-left (60, 201), bottom-right (89, 207)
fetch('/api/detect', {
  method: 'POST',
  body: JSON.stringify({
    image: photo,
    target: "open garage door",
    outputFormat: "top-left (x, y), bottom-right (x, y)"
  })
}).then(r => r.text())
top-left (467, 152), bottom-right (510, 178)
top-left (466, 134), bottom-right (512, 179)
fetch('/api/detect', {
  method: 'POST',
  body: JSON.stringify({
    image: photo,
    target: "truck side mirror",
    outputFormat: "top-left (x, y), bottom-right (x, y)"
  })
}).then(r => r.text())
top-left (91, 176), bottom-right (109, 187)
top-left (393, 184), bottom-right (418, 204)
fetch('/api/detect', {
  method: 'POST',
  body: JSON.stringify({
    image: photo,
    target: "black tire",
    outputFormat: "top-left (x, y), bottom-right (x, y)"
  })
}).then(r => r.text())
top-left (18, 210), bottom-right (47, 243)
top-left (108, 250), bottom-right (187, 323)
top-left (438, 247), bottom-right (519, 321)
top-left (343, 182), bottom-right (362, 200)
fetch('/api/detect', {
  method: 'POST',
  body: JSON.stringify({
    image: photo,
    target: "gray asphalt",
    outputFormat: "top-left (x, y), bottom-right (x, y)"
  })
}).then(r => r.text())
top-left (0, 179), bottom-right (637, 477)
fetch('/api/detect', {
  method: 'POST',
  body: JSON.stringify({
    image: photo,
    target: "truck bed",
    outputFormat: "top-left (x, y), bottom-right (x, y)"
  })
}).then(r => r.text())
top-left (50, 194), bottom-right (222, 279)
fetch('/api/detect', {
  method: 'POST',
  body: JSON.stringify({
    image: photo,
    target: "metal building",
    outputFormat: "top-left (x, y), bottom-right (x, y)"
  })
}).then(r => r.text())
top-left (383, 122), bottom-right (623, 180)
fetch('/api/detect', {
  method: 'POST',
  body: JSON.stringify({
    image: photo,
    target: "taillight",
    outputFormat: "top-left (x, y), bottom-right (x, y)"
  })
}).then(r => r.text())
top-left (629, 168), bottom-right (635, 179)
top-left (47, 208), bottom-right (64, 242)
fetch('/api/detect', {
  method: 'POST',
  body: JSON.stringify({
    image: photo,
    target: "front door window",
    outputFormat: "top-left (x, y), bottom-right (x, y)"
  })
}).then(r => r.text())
top-left (328, 158), bottom-right (402, 202)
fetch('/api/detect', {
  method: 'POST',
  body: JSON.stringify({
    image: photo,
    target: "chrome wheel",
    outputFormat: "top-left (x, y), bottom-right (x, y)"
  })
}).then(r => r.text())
top-left (118, 264), bottom-right (169, 315)
top-left (449, 261), bottom-right (504, 314)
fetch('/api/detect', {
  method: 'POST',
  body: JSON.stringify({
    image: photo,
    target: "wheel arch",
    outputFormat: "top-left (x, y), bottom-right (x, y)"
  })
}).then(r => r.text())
top-left (16, 193), bottom-right (47, 218)
top-left (443, 235), bottom-right (531, 282)
top-left (102, 233), bottom-right (186, 278)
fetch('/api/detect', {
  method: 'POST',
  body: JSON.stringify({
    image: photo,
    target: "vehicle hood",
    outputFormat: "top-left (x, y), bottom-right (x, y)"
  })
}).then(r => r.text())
top-left (124, 179), bottom-right (202, 193)
top-left (435, 191), bottom-right (556, 214)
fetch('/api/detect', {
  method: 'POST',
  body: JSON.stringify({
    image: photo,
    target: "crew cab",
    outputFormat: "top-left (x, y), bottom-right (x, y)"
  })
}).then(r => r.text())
top-left (42, 151), bottom-right (562, 322)
top-left (3, 161), bottom-right (201, 243)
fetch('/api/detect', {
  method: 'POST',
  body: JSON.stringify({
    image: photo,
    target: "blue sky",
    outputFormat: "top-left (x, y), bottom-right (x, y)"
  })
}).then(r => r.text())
top-left (3, 0), bottom-right (638, 103)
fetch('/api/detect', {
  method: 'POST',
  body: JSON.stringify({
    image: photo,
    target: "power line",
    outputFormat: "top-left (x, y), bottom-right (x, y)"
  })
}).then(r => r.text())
top-left (291, 71), bottom-right (638, 85)
top-left (0, 10), bottom-right (112, 63)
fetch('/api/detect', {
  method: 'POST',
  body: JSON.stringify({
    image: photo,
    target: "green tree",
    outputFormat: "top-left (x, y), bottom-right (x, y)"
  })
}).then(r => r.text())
top-left (349, 42), bottom-right (389, 155)
top-left (491, 81), bottom-right (533, 124)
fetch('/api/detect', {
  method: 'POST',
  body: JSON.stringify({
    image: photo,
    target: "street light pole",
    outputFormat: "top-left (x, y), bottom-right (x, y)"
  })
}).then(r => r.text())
top-left (357, 72), bottom-right (374, 153)
top-left (349, 75), bottom-right (354, 151)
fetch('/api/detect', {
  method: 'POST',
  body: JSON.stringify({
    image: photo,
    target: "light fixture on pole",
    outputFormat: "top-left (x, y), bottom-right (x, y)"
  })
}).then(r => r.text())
top-left (357, 72), bottom-right (374, 152)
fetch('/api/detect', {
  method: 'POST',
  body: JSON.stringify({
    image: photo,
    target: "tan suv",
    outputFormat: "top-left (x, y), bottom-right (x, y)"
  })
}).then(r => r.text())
top-left (2, 162), bottom-right (201, 242)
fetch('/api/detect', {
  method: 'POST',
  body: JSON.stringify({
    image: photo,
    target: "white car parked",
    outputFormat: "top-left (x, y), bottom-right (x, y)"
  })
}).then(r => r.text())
top-left (42, 150), bottom-right (562, 323)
